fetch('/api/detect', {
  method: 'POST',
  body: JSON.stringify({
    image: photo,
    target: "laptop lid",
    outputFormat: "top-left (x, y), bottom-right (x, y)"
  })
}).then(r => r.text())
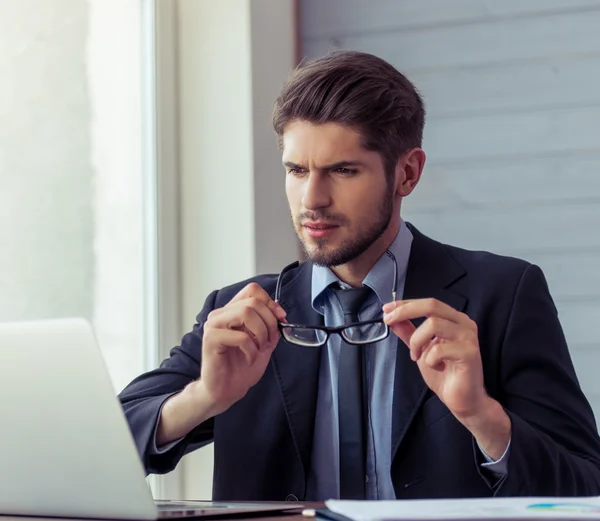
top-left (0, 318), bottom-right (158, 520)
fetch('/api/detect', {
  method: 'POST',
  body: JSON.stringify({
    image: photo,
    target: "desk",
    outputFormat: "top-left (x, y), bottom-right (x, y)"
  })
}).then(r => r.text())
top-left (0, 503), bottom-right (323, 521)
top-left (247, 502), bottom-right (322, 521)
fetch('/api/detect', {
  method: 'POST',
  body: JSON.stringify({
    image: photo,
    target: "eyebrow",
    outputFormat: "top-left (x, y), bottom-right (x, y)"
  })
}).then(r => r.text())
top-left (282, 160), bottom-right (365, 170)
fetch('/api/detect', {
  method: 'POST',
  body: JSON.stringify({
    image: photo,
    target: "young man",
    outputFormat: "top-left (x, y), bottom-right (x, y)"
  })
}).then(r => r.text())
top-left (119, 51), bottom-right (600, 501)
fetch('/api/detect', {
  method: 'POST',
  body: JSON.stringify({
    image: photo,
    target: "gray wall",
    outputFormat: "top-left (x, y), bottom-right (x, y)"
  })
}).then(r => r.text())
top-left (300, 0), bottom-right (600, 421)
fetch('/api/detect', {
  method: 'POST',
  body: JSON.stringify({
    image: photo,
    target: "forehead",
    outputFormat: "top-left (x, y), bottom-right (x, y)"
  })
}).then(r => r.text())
top-left (281, 121), bottom-right (371, 162)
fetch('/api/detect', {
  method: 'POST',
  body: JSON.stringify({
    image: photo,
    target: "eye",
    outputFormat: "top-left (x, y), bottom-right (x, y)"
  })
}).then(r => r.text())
top-left (335, 167), bottom-right (358, 176)
top-left (287, 167), bottom-right (307, 176)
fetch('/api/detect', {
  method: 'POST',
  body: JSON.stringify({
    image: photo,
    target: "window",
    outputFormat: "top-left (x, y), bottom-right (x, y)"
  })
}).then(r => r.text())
top-left (0, 0), bottom-right (157, 393)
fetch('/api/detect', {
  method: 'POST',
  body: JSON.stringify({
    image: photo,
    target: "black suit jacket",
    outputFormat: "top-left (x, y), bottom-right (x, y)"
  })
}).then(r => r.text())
top-left (119, 225), bottom-right (600, 500)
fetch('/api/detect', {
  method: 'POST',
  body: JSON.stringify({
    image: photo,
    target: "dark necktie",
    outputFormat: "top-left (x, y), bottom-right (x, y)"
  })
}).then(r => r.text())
top-left (332, 285), bottom-right (373, 499)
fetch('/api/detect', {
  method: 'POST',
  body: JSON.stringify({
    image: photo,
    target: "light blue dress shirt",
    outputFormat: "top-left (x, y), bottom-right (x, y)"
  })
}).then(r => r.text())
top-left (305, 222), bottom-right (510, 500)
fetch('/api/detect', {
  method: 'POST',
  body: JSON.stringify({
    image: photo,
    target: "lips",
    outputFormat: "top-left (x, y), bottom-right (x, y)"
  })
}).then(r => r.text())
top-left (303, 221), bottom-right (339, 238)
top-left (303, 221), bottom-right (337, 230)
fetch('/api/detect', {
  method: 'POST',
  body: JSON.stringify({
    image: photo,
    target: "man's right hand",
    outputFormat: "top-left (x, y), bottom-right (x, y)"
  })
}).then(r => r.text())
top-left (156, 283), bottom-right (286, 446)
top-left (198, 282), bottom-right (286, 414)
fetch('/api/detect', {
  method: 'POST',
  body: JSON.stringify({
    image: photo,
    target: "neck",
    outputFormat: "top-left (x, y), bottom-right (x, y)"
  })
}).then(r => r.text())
top-left (330, 220), bottom-right (401, 287)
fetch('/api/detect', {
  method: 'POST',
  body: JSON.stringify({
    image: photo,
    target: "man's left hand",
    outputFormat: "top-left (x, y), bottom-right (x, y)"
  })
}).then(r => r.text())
top-left (383, 298), bottom-right (511, 460)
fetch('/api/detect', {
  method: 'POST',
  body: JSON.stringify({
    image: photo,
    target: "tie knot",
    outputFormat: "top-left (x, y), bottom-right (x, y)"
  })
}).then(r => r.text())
top-left (332, 285), bottom-right (372, 319)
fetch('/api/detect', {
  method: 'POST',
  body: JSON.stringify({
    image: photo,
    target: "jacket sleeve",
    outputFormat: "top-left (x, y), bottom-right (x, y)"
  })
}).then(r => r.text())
top-left (492, 264), bottom-right (600, 495)
top-left (118, 290), bottom-right (218, 475)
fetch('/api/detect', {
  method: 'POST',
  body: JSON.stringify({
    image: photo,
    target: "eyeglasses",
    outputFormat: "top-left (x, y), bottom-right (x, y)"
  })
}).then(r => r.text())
top-left (274, 250), bottom-right (398, 347)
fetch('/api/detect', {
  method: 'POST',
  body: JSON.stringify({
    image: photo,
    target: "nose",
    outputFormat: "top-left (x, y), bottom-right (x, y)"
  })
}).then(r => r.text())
top-left (301, 172), bottom-right (331, 210)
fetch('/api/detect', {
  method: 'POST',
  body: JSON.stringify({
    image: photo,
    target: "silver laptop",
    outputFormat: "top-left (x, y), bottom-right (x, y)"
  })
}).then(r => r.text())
top-left (0, 318), bottom-right (300, 520)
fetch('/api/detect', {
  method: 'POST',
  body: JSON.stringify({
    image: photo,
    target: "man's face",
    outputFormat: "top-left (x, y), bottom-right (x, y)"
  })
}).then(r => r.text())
top-left (283, 121), bottom-right (395, 267)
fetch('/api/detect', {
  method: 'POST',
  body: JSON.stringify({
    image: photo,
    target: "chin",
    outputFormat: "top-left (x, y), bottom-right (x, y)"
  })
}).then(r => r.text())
top-left (300, 242), bottom-right (329, 264)
top-left (307, 247), bottom-right (345, 267)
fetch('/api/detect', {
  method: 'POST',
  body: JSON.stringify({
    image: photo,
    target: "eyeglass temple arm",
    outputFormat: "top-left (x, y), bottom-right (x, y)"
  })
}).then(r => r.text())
top-left (274, 260), bottom-right (300, 303)
top-left (385, 249), bottom-right (398, 302)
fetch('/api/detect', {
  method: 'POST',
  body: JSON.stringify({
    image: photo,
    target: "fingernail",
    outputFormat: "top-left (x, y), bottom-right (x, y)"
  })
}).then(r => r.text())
top-left (383, 312), bottom-right (392, 322)
top-left (382, 302), bottom-right (395, 313)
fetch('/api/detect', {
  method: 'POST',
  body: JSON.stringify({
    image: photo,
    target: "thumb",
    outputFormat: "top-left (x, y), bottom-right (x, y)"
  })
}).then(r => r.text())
top-left (390, 320), bottom-right (416, 347)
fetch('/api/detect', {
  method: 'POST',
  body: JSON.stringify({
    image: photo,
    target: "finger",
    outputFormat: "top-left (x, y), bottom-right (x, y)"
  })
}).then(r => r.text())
top-left (383, 298), bottom-right (470, 327)
top-left (209, 304), bottom-right (270, 349)
top-left (208, 328), bottom-right (260, 366)
top-left (422, 340), bottom-right (468, 369)
top-left (244, 298), bottom-right (282, 349)
top-left (230, 282), bottom-right (287, 321)
top-left (389, 319), bottom-right (416, 348)
top-left (233, 298), bottom-right (282, 349)
top-left (382, 299), bottom-right (415, 313)
top-left (409, 317), bottom-right (462, 361)
top-left (230, 282), bottom-right (267, 303)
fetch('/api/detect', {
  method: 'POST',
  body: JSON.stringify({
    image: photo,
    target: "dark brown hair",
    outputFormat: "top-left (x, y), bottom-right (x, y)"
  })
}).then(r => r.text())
top-left (273, 50), bottom-right (425, 177)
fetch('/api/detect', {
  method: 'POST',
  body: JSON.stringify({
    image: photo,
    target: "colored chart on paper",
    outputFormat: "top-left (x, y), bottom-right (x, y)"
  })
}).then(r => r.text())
top-left (528, 502), bottom-right (600, 514)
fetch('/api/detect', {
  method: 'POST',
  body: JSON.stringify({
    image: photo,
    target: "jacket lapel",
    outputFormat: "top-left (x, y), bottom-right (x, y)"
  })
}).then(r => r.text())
top-left (270, 262), bottom-right (322, 484)
top-left (391, 224), bottom-right (468, 460)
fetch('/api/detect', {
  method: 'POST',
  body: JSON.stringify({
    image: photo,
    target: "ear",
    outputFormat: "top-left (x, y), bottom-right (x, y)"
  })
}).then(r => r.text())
top-left (395, 148), bottom-right (426, 197)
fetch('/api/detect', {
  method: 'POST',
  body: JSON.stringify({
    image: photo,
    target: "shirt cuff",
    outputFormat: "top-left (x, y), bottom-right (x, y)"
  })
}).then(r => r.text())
top-left (477, 438), bottom-right (511, 475)
top-left (147, 394), bottom-right (185, 455)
